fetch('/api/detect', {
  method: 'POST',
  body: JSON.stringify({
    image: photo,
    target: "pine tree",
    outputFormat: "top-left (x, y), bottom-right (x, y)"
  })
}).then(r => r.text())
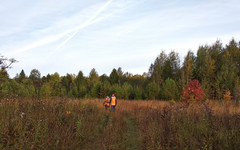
top-left (17, 69), bottom-right (27, 83)
top-left (110, 68), bottom-right (119, 85)
top-left (75, 71), bottom-right (87, 98)
top-left (148, 51), bottom-right (167, 86)
top-left (162, 51), bottom-right (180, 81)
top-left (201, 53), bottom-right (216, 99)
top-left (61, 74), bottom-right (73, 94)
top-left (195, 45), bottom-right (208, 82)
top-left (182, 51), bottom-right (195, 85)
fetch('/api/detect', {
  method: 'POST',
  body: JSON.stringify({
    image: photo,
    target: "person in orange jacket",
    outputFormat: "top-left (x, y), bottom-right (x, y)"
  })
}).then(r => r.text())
top-left (109, 94), bottom-right (117, 112)
top-left (103, 96), bottom-right (110, 110)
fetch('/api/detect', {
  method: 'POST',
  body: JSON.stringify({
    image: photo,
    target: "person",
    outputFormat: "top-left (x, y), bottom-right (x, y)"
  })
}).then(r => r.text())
top-left (103, 96), bottom-right (110, 110)
top-left (109, 94), bottom-right (117, 112)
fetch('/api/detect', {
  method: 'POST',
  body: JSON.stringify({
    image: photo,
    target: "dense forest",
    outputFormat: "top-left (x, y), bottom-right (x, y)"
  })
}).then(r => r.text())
top-left (1, 39), bottom-right (240, 101)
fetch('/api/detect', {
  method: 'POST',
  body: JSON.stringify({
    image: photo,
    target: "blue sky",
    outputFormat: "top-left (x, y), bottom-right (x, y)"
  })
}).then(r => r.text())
top-left (1, 0), bottom-right (240, 77)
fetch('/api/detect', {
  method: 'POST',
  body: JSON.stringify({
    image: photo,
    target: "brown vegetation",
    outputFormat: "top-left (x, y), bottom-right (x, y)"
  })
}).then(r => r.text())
top-left (0, 98), bottom-right (240, 149)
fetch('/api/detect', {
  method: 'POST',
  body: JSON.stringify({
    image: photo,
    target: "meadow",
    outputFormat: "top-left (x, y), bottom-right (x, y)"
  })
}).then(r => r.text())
top-left (0, 98), bottom-right (240, 150)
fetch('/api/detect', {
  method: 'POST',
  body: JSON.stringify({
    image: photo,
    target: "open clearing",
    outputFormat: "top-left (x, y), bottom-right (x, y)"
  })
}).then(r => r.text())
top-left (0, 98), bottom-right (240, 149)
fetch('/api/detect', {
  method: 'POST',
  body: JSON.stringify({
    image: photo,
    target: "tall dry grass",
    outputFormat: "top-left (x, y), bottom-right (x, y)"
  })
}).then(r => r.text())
top-left (0, 98), bottom-right (240, 149)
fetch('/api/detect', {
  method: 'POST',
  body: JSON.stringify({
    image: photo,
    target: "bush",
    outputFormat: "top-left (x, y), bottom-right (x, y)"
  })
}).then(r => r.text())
top-left (182, 80), bottom-right (204, 104)
top-left (161, 78), bottom-right (179, 100)
top-left (145, 82), bottom-right (159, 100)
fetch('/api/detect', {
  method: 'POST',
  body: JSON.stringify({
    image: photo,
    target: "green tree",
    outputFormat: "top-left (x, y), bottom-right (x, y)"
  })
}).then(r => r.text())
top-left (0, 68), bottom-right (9, 83)
top-left (1, 81), bottom-right (12, 98)
top-left (25, 80), bottom-right (35, 98)
top-left (117, 67), bottom-right (124, 84)
top-left (133, 87), bottom-right (143, 100)
top-left (233, 85), bottom-right (240, 104)
top-left (75, 71), bottom-right (87, 98)
top-left (49, 73), bottom-right (62, 97)
top-left (110, 68), bottom-right (119, 85)
top-left (216, 50), bottom-right (238, 99)
top-left (70, 84), bottom-right (78, 98)
top-left (182, 51), bottom-right (195, 85)
top-left (195, 45), bottom-right (208, 82)
top-left (62, 74), bottom-right (73, 95)
top-left (0, 80), bottom-right (29, 98)
top-left (29, 69), bottom-right (41, 97)
top-left (161, 78), bottom-right (179, 100)
top-left (110, 84), bottom-right (121, 98)
top-left (100, 74), bottom-right (109, 83)
top-left (121, 82), bottom-right (133, 100)
top-left (87, 68), bottom-right (99, 97)
top-left (208, 40), bottom-right (223, 71)
top-left (201, 53), bottom-right (216, 99)
top-left (89, 68), bottom-right (99, 83)
top-left (226, 39), bottom-right (240, 77)
top-left (99, 80), bottom-right (111, 98)
top-left (40, 83), bottom-right (51, 99)
top-left (148, 51), bottom-right (167, 86)
top-left (145, 82), bottom-right (159, 100)
top-left (162, 51), bottom-right (180, 81)
top-left (16, 69), bottom-right (27, 83)
top-left (90, 82), bottom-right (102, 98)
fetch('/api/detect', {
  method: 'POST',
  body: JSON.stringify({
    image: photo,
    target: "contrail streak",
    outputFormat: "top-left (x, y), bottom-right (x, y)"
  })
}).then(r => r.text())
top-left (46, 31), bottom-right (79, 58)
top-left (55, 31), bottom-right (78, 50)
top-left (54, 0), bottom-right (112, 51)
top-left (11, 0), bottom-right (112, 55)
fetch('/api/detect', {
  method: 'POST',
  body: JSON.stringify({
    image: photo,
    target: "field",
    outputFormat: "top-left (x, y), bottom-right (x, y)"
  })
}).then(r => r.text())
top-left (0, 98), bottom-right (240, 150)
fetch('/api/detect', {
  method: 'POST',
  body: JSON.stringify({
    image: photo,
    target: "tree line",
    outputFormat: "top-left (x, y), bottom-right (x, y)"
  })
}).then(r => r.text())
top-left (1, 39), bottom-right (240, 101)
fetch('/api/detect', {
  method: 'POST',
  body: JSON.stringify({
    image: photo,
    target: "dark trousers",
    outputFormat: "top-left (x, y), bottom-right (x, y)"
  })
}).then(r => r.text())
top-left (111, 105), bottom-right (116, 112)
top-left (105, 106), bottom-right (110, 110)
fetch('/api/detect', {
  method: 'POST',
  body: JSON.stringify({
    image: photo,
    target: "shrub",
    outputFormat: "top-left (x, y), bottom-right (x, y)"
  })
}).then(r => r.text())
top-left (182, 80), bottom-right (204, 104)
top-left (162, 78), bottom-right (179, 100)
top-left (145, 82), bottom-right (159, 100)
top-left (223, 90), bottom-right (232, 105)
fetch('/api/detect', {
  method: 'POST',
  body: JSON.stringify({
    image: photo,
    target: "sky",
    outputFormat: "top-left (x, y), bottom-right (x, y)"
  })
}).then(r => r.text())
top-left (1, 0), bottom-right (240, 78)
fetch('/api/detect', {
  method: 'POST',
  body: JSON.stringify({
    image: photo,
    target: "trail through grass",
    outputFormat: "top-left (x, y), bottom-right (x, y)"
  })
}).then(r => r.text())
top-left (123, 117), bottom-right (139, 150)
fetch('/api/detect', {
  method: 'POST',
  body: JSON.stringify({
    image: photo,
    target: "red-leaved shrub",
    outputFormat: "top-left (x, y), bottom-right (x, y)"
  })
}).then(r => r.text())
top-left (182, 80), bottom-right (204, 103)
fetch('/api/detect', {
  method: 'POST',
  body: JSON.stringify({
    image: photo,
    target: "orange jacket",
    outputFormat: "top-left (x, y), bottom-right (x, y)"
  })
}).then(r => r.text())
top-left (110, 96), bottom-right (117, 106)
top-left (104, 97), bottom-right (110, 106)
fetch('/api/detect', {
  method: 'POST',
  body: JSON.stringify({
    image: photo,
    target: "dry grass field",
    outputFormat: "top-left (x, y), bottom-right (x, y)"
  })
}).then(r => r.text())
top-left (0, 98), bottom-right (240, 149)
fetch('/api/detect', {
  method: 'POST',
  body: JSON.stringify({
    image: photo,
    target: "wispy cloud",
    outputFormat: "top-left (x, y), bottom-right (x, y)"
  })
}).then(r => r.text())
top-left (2, 0), bottom-right (240, 78)
top-left (8, 0), bottom-right (113, 56)
top-left (52, 0), bottom-right (112, 51)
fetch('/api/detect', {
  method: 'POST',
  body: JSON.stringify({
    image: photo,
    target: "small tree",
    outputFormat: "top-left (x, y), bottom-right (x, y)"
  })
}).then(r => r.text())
top-left (29, 69), bottom-right (41, 97)
top-left (133, 87), bottom-right (143, 100)
top-left (110, 84), bottom-right (121, 98)
top-left (40, 83), bottom-right (51, 99)
top-left (182, 80), bottom-right (204, 104)
top-left (99, 81), bottom-right (111, 98)
top-left (121, 82), bottom-right (133, 100)
top-left (223, 90), bottom-right (232, 105)
top-left (109, 68), bottom-right (119, 85)
top-left (17, 69), bottom-right (27, 83)
top-left (90, 82), bottom-right (102, 98)
top-left (145, 82), bottom-right (159, 100)
top-left (162, 78), bottom-right (179, 100)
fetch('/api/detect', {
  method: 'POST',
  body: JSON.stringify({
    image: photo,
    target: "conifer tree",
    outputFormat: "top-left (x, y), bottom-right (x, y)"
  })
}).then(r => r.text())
top-left (148, 51), bottom-right (167, 86)
top-left (182, 51), bottom-right (195, 85)
top-left (110, 68), bottom-right (119, 85)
